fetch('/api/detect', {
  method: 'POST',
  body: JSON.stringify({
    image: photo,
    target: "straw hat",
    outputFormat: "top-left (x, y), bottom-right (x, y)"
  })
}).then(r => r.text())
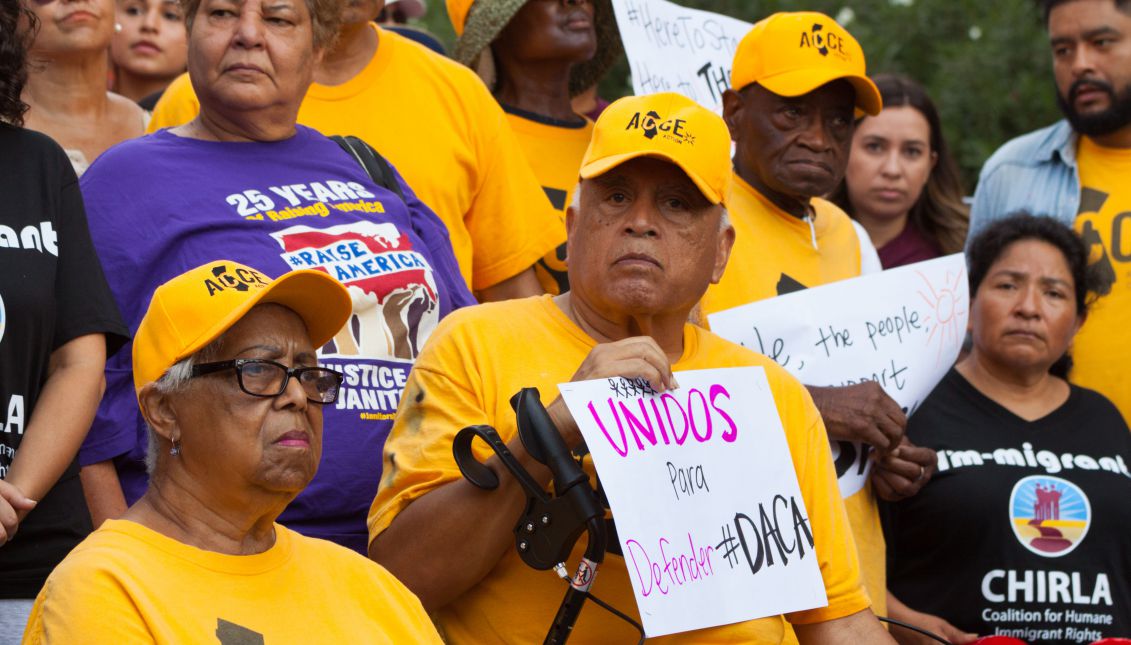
top-left (447, 0), bottom-right (622, 96)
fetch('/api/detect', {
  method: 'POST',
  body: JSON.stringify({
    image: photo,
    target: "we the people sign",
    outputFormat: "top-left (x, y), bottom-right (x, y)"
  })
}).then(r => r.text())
top-left (708, 254), bottom-right (969, 497)
top-left (611, 0), bottom-right (752, 113)
top-left (558, 368), bottom-right (827, 637)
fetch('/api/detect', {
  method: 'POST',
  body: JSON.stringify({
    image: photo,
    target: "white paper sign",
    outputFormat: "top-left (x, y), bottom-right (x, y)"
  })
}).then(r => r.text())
top-left (559, 368), bottom-right (827, 637)
top-left (708, 254), bottom-right (969, 498)
top-left (611, 0), bottom-right (753, 113)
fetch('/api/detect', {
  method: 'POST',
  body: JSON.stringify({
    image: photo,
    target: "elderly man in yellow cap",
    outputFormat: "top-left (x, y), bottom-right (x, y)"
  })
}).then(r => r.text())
top-left (704, 11), bottom-right (940, 633)
top-left (24, 260), bottom-right (442, 642)
top-left (367, 93), bottom-right (895, 643)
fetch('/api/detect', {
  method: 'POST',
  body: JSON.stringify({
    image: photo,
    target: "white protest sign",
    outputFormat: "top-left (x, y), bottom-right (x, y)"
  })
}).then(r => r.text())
top-left (611, 0), bottom-right (752, 113)
top-left (708, 254), bottom-right (969, 498)
top-left (559, 367), bottom-right (827, 637)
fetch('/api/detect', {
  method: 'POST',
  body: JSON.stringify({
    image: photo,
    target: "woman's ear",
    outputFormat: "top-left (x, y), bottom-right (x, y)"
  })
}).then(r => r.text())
top-left (138, 383), bottom-right (178, 443)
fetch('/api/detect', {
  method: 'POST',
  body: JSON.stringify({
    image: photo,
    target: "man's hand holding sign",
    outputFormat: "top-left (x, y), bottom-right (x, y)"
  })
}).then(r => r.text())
top-left (807, 383), bottom-right (936, 502)
top-left (369, 93), bottom-right (893, 643)
top-left (546, 336), bottom-right (680, 448)
top-left (559, 367), bottom-right (828, 637)
top-left (708, 253), bottom-right (967, 502)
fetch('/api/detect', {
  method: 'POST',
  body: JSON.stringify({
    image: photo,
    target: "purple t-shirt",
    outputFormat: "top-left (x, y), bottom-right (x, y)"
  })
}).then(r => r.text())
top-left (877, 222), bottom-right (943, 270)
top-left (79, 126), bottom-right (475, 553)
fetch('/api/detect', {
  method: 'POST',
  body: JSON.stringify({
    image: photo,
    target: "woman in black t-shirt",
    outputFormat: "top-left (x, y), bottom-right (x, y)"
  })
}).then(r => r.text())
top-left (0, 3), bottom-right (128, 633)
top-left (883, 214), bottom-right (1131, 644)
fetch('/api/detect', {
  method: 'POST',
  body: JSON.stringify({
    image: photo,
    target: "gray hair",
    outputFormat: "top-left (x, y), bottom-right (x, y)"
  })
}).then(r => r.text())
top-left (143, 337), bottom-right (224, 475)
top-left (144, 357), bottom-right (195, 476)
top-left (570, 182), bottom-right (731, 231)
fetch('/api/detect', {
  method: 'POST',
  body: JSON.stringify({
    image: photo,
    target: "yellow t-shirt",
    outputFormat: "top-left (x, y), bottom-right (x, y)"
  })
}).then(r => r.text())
top-left (703, 173), bottom-right (864, 314)
top-left (22, 519), bottom-right (441, 644)
top-left (700, 173), bottom-right (885, 632)
top-left (368, 295), bottom-right (870, 644)
top-left (148, 25), bottom-right (564, 293)
top-left (1074, 136), bottom-right (1131, 424)
top-left (503, 108), bottom-right (594, 295)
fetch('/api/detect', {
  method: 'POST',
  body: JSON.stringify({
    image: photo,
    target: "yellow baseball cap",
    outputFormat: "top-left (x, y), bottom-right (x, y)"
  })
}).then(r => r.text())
top-left (132, 261), bottom-right (352, 394)
top-left (580, 92), bottom-right (733, 205)
top-left (730, 12), bottom-right (881, 116)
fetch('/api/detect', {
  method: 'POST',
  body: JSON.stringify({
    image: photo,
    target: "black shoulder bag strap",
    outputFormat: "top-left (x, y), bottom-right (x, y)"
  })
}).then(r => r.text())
top-left (331, 134), bottom-right (406, 203)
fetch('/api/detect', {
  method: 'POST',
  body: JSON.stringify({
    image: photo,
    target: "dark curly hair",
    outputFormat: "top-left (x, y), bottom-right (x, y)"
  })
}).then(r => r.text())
top-left (967, 212), bottom-right (1111, 377)
top-left (0, 0), bottom-right (37, 126)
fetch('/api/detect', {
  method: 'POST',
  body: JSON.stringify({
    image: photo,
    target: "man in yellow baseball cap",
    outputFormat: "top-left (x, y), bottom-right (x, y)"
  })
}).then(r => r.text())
top-left (703, 12), bottom-right (938, 639)
top-left (367, 92), bottom-right (893, 643)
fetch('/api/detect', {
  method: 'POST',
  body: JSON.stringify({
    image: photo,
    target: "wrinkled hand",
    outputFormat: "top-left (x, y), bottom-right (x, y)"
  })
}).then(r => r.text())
top-left (0, 480), bottom-right (37, 548)
top-left (889, 608), bottom-right (978, 645)
top-left (807, 382), bottom-right (906, 454)
top-left (547, 337), bottom-right (677, 448)
top-left (873, 438), bottom-right (938, 502)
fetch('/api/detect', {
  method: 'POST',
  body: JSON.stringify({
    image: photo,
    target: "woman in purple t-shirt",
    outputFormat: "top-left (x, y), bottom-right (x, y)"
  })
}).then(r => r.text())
top-left (76, 0), bottom-right (475, 554)
top-left (830, 74), bottom-right (969, 269)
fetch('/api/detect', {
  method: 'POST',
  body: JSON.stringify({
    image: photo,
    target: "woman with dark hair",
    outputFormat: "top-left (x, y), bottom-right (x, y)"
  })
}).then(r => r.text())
top-left (109, 0), bottom-right (188, 109)
top-left (0, 0), bottom-right (128, 633)
top-left (831, 74), bottom-right (969, 269)
top-left (882, 214), bottom-right (1131, 643)
top-left (447, 0), bottom-right (622, 294)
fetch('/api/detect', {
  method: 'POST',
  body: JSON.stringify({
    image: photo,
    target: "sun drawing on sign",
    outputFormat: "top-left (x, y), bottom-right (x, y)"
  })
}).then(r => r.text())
top-left (916, 268), bottom-right (968, 366)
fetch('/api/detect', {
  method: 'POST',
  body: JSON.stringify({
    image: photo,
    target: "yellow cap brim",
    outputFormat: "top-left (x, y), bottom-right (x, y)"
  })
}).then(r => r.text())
top-left (758, 67), bottom-right (883, 116)
top-left (580, 151), bottom-right (725, 205)
top-left (171, 269), bottom-right (352, 368)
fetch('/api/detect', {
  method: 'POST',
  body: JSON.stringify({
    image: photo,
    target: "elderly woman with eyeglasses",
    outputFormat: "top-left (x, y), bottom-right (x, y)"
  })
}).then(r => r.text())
top-left (21, 260), bottom-right (441, 643)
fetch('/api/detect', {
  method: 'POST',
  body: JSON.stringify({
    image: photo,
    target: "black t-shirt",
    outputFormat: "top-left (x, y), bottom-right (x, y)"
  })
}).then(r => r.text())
top-left (883, 368), bottom-right (1131, 643)
top-left (137, 90), bottom-right (165, 112)
top-left (0, 124), bottom-right (128, 598)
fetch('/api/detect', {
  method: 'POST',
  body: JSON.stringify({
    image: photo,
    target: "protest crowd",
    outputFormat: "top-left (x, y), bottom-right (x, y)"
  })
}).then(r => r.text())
top-left (0, 0), bottom-right (1129, 642)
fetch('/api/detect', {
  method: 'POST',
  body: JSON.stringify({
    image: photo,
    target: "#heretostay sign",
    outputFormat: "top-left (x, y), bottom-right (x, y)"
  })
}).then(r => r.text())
top-left (611, 0), bottom-right (752, 113)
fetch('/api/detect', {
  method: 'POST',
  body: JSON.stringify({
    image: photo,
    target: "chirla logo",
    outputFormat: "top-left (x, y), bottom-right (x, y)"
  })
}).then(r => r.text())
top-left (1008, 475), bottom-right (1092, 557)
top-left (624, 111), bottom-right (696, 145)
top-left (799, 22), bottom-right (848, 59)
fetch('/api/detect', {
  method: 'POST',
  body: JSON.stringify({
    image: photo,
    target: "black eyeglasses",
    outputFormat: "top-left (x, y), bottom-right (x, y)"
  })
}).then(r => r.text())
top-left (190, 359), bottom-right (344, 404)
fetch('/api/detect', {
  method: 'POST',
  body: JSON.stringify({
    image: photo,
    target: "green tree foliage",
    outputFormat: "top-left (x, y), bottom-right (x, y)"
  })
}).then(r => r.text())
top-left (417, 0), bottom-right (1063, 188)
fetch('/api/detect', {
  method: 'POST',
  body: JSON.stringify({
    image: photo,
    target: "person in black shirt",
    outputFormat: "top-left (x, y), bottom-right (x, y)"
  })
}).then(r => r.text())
top-left (883, 214), bottom-right (1131, 644)
top-left (0, 1), bottom-right (128, 634)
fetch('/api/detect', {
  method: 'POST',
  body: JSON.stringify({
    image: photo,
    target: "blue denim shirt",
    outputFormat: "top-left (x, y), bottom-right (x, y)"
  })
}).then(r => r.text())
top-left (967, 120), bottom-right (1080, 245)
